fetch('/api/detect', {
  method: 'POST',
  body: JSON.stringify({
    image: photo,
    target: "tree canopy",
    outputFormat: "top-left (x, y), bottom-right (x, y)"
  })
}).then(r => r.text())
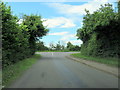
top-left (77, 3), bottom-right (120, 58)
top-left (1, 2), bottom-right (49, 68)
top-left (66, 42), bottom-right (81, 51)
top-left (22, 15), bottom-right (49, 55)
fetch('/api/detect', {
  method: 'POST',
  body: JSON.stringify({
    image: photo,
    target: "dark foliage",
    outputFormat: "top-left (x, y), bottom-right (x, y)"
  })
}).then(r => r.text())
top-left (77, 3), bottom-right (120, 58)
top-left (67, 42), bottom-right (81, 51)
top-left (1, 2), bottom-right (48, 68)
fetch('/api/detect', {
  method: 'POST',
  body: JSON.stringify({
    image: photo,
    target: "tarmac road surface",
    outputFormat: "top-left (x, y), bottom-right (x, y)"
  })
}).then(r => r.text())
top-left (9, 52), bottom-right (118, 88)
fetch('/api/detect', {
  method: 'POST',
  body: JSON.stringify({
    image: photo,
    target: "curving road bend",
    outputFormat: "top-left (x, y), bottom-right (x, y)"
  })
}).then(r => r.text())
top-left (9, 52), bottom-right (118, 88)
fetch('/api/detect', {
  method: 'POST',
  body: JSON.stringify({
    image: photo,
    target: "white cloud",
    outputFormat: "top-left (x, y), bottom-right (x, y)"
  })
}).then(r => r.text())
top-left (60, 34), bottom-right (83, 45)
top-left (65, 40), bottom-right (83, 45)
top-left (3, 0), bottom-right (90, 2)
top-left (42, 17), bottom-right (76, 28)
top-left (3, 0), bottom-right (115, 2)
top-left (60, 34), bottom-right (76, 41)
top-left (48, 0), bottom-right (110, 16)
top-left (17, 19), bottom-right (23, 24)
top-left (48, 31), bottom-right (68, 36)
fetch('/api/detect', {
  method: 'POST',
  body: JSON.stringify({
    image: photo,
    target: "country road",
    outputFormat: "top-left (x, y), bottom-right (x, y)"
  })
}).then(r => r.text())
top-left (9, 52), bottom-right (118, 88)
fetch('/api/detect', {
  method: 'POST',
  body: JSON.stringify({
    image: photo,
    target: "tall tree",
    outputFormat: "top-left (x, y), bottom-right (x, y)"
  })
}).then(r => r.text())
top-left (49, 42), bottom-right (55, 50)
top-left (36, 41), bottom-right (48, 51)
top-left (1, 2), bottom-right (30, 66)
top-left (67, 42), bottom-right (73, 49)
top-left (22, 15), bottom-right (49, 55)
top-left (77, 4), bottom-right (120, 57)
top-left (1, 2), bottom-right (49, 67)
top-left (55, 41), bottom-right (62, 50)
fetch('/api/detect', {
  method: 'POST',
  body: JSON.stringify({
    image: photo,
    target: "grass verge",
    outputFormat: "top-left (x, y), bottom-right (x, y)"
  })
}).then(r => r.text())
top-left (71, 53), bottom-right (119, 67)
top-left (2, 54), bottom-right (41, 87)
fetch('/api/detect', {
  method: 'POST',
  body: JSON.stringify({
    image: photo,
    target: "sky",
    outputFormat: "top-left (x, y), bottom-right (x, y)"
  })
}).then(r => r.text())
top-left (6, 0), bottom-right (117, 47)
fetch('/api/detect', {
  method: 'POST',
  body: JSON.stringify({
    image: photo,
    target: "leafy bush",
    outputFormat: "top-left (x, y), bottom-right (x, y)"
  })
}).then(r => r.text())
top-left (77, 3), bottom-right (120, 58)
top-left (1, 2), bottom-right (48, 68)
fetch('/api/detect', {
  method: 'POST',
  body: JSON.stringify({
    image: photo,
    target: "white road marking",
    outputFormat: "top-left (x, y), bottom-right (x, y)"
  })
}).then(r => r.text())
top-left (52, 52), bottom-right (53, 56)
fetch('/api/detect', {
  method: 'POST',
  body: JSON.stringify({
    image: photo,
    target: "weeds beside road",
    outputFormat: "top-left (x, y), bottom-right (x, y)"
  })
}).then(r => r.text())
top-left (71, 53), bottom-right (119, 67)
top-left (2, 54), bottom-right (41, 88)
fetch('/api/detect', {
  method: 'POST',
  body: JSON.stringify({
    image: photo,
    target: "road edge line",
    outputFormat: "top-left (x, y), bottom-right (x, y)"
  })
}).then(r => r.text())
top-left (66, 55), bottom-right (119, 78)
